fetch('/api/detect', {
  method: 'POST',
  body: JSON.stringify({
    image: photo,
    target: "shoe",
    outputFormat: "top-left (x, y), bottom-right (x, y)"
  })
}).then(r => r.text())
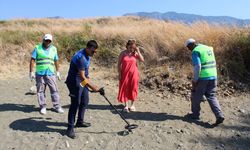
top-left (75, 122), bottom-right (91, 128)
top-left (215, 116), bottom-right (225, 125)
top-left (40, 107), bottom-right (46, 115)
top-left (129, 106), bottom-right (136, 112)
top-left (66, 127), bottom-right (76, 139)
top-left (123, 106), bottom-right (129, 113)
top-left (201, 95), bottom-right (207, 102)
top-left (55, 107), bottom-right (64, 113)
top-left (184, 113), bottom-right (200, 120)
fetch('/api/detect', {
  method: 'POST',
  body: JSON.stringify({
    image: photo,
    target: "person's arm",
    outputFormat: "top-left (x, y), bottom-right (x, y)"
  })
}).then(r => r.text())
top-left (29, 58), bottom-right (36, 73)
top-left (53, 50), bottom-right (62, 80)
top-left (191, 51), bottom-right (201, 88)
top-left (193, 65), bottom-right (201, 82)
top-left (54, 50), bottom-right (60, 72)
top-left (134, 47), bottom-right (144, 62)
top-left (77, 57), bottom-right (100, 92)
top-left (30, 48), bottom-right (37, 72)
top-left (29, 48), bottom-right (37, 80)
top-left (79, 70), bottom-right (99, 92)
top-left (117, 51), bottom-right (123, 80)
top-left (55, 60), bottom-right (60, 72)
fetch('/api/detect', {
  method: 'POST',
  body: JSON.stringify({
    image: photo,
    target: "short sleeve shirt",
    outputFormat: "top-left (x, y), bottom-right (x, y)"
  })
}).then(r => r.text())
top-left (65, 49), bottom-right (90, 84)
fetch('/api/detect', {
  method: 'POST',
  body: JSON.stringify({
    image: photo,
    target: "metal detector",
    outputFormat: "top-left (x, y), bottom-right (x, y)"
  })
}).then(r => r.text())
top-left (88, 88), bottom-right (138, 133)
top-left (101, 94), bottom-right (138, 132)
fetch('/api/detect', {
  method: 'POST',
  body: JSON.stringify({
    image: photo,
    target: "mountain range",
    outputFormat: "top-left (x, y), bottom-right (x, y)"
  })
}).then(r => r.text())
top-left (124, 11), bottom-right (250, 26)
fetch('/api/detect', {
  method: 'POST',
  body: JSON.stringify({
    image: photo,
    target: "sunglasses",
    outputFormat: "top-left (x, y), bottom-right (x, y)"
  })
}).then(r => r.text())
top-left (90, 48), bottom-right (96, 53)
top-left (44, 40), bottom-right (52, 43)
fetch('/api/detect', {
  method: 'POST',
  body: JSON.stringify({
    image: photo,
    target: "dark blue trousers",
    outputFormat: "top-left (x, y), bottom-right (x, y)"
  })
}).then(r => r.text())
top-left (191, 80), bottom-right (224, 118)
top-left (66, 83), bottom-right (89, 129)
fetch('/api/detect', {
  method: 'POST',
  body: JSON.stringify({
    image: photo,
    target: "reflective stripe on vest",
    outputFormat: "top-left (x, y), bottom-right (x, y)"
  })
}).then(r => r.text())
top-left (36, 58), bottom-right (54, 61)
top-left (193, 44), bottom-right (217, 78)
top-left (35, 44), bottom-right (57, 73)
top-left (36, 62), bottom-right (55, 66)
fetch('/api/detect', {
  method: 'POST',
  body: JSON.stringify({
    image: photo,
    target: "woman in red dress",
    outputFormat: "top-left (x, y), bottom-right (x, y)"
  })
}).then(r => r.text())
top-left (117, 39), bottom-right (144, 112)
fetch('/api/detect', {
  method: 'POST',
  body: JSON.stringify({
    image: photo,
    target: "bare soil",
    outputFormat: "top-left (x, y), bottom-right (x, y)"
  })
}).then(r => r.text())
top-left (0, 64), bottom-right (249, 150)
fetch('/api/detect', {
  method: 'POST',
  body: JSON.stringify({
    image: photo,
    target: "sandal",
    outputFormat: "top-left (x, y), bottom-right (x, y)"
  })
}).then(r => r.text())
top-left (123, 106), bottom-right (129, 112)
top-left (130, 106), bottom-right (136, 112)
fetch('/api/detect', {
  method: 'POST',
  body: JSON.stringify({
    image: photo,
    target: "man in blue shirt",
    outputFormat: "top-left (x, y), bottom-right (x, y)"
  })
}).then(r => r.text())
top-left (65, 40), bottom-right (104, 139)
top-left (185, 38), bottom-right (224, 125)
top-left (29, 34), bottom-right (64, 115)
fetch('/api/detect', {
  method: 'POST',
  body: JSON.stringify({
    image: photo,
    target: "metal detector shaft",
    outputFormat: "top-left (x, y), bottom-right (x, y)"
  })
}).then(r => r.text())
top-left (102, 95), bottom-right (130, 126)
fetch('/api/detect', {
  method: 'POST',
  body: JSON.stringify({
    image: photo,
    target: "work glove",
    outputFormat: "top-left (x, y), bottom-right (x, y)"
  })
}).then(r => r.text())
top-left (56, 71), bottom-right (61, 81)
top-left (98, 87), bottom-right (105, 96)
top-left (29, 72), bottom-right (35, 81)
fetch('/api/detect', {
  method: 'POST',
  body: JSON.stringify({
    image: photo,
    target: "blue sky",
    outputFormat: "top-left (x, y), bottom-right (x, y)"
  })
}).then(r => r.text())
top-left (0, 0), bottom-right (250, 20)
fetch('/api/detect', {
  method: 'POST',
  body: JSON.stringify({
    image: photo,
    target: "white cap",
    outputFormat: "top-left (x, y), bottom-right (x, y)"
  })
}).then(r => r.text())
top-left (43, 34), bottom-right (53, 41)
top-left (185, 38), bottom-right (196, 47)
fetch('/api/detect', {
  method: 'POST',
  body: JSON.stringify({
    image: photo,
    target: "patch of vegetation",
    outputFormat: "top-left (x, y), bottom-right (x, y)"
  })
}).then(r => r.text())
top-left (0, 18), bottom-right (250, 84)
top-left (0, 20), bottom-right (7, 25)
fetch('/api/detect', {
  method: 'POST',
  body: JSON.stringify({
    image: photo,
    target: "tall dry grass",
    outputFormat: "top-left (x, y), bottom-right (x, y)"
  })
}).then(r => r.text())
top-left (0, 17), bottom-right (249, 81)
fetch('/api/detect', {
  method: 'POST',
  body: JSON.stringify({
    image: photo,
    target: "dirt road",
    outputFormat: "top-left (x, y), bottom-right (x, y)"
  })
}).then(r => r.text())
top-left (0, 64), bottom-right (249, 150)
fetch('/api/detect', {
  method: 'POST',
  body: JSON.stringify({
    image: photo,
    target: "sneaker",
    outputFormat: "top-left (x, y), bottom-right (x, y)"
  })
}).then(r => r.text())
top-left (129, 106), bottom-right (136, 112)
top-left (75, 122), bottom-right (91, 128)
top-left (184, 113), bottom-right (200, 120)
top-left (40, 107), bottom-right (46, 115)
top-left (215, 116), bottom-right (225, 125)
top-left (123, 106), bottom-right (129, 113)
top-left (55, 107), bottom-right (64, 113)
top-left (201, 95), bottom-right (207, 102)
top-left (66, 127), bottom-right (76, 139)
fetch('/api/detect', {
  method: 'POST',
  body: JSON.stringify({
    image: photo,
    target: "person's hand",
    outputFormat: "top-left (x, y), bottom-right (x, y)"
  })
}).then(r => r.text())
top-left (92, 86), bottom-right (99, 92)
top-left (29, 72), bottom-right (35, 81)
top-left (134, 46), bottom-right (139, 52)
top-left (56, 71), bottom-right (61, 81)
top-left (98, 87), bottom-right (105, 96)
top-left (130, 44), bottom-right (138, 53)
top-left (131, 44), bottom-right (139, 53)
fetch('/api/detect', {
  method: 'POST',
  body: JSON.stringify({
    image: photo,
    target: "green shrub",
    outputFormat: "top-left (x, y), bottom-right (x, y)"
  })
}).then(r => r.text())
top-left (0, 30), bottom-right (43, 45)
top-left (0, 20), bottom-right (7, 25)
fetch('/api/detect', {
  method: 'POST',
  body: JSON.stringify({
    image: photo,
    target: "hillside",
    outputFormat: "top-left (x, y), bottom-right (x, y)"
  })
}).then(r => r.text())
top-left (0, 17), bottom-right (250, 94)
top-left (0, 16), bottom-right (250, 150)
top-left (124, 11), bottom-right (250, 26)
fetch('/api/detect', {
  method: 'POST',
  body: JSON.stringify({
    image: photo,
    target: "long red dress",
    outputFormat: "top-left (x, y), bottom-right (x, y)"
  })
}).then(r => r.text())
top-left (118, 52), bottom-right (140, 103)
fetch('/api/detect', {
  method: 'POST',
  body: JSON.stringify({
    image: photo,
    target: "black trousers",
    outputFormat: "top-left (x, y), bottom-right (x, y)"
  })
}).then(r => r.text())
top-left (66, 82), bottom-right (89, 129)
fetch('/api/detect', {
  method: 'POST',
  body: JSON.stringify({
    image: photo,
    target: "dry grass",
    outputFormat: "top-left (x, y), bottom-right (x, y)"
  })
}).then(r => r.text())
top-left (0, 17), bottom-right (249, 81)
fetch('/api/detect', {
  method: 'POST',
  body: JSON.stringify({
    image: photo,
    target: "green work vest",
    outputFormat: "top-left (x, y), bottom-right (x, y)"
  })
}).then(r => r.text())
top-left (193, 44), bottom-right (217, 78)
top-left (35, 44), bottom-right (57, 73)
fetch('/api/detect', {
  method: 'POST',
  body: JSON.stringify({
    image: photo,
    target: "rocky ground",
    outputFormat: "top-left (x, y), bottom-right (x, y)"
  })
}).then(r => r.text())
top-left (0, 64), bottom-right (249, 150)
top-left (141, 65), bottom-right (249, 99)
